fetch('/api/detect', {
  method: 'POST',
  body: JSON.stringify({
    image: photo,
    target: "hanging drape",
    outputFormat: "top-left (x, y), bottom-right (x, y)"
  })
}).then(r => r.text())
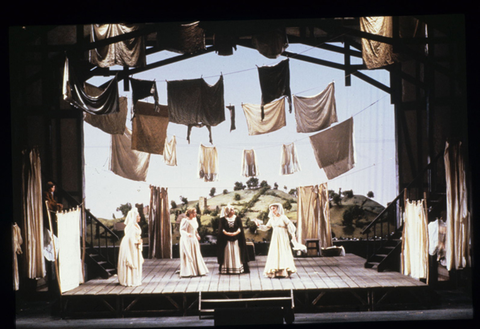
top-left (156, 21), bottom-right (205, 55)
top-left (110, 127), bottom-right (151, 182)
top-left (12, 223), bottom-right (23, 290)
top-left (296, 184), bottom-right (332, 249)
top-left (293, 82), bottom-right (338, 133)
top-left (130, 78), bottom-right (160, 111)
top-left (89, 24), bottom-right (146, 68)
top-left (163, 135), bottom-right (178, 166)
top-left (241, 149), bottom-right (259, 177)
top-left (167, 75), bottom-right (225, 143)
top-left (226, 105), bottom-right (236, 132)
top-left (360, 16), bottom-right (397, 69)
top-left (131, 101), bottom-right (169, 155)
top-left (84, 85), bottom-right (127, 135)
top-left (63, 57), bottom-right (120, 115)
top-left (401, 199), bottom-right (429, 281)
top-left (56, 207), bottom-right (84, 293)
top-left (252, 28), bottom-right (289, 59)
top-left (280, 143), bottom-right (301, 175)
top-left (198, 144), bottom-right (219, 182)
top-left (21, 147), bottom-right (45, 279)
top-left (148, 186), bottom-right (172, 259)
top-left (242, 97), bottom-right (286, 136)
top-left (444, 141), bottom-right (471, 271)
top-left (257, 59), bottom-right (292, 120)
top-left (309, 117), bottom-right (355, 180)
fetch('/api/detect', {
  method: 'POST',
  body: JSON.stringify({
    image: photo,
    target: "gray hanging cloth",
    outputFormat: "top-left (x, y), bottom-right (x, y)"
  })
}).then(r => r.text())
top-left (62, 57), bottom-right (119, 115)
top-left (257, 59), bottom-right (292, 120)
top-left (130, 78), bottom-right (160, 112)
top-left (167, 75), bottom-right (225, 143)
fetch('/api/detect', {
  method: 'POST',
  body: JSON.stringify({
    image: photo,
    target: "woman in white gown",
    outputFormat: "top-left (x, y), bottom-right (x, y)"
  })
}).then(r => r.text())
top-left (117, 207), bottom-right (144, 286)
top-left (179, 208), bottom-right (209, 277)
top-left (257, 203), bottom-right (304, 278)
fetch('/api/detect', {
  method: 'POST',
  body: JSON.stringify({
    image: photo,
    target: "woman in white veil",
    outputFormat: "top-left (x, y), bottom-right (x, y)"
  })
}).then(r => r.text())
top-left (117, 206), bottom-right (144, 286)
top-left (257, 203), bottom-right (305, 278)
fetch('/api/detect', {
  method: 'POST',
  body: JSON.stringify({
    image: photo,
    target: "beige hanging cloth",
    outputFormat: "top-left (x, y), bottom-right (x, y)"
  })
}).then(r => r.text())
top-left (110, 127), bottom-right (151, 182)
top-left (444, 141), bottom-right (471, 271)
top-left (89, 24), bottom-right (146, 68)
top-left (293, 82), bottom-right (338, 133)
top-left (401, 199), bottom-right (429, 281)
top-left (131, 101), bottom-right (169, 155)
top-left (309, 117), bottom-right (355, 180)
top-left (163, 135), bottom-right (178, 166)
top-left (12, 223), bottom-right (23, 290)
top-left (241, 149), bottom-right (259, 177)
top-left (280, 143), bottom-right (301, 175)
top-left (198, 144), bottom-right (219, 182)
top-left (21, 147), bottom-right (45, 279)
top-left (296, 184), bottom-right (332, 251)
top-left (360, 16), bottom-right (397, 69)
top-left (242, 97), bottom-right (286, 136)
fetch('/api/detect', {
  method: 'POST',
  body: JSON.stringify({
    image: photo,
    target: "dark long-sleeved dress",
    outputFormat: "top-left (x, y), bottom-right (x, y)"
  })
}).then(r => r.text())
top-left (217, 216), bottom-right (249, 274)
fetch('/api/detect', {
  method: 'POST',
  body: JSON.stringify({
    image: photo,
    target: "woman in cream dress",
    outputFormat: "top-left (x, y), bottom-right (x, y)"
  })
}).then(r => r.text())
top-left (179, 208), bottom-right (209, 277)
top-left (257, 203), bottom-right (305, 278)
top-left (117, 207), bottom-right (144, 286)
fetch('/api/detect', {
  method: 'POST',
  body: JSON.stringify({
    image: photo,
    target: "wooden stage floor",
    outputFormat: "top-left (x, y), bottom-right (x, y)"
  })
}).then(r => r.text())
top-left (61, 254), bottom-right (439, 319)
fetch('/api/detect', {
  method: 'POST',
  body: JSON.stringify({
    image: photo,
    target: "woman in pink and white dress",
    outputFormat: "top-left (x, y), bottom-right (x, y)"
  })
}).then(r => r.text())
top-left (256, 203), bottom-right (305, 278)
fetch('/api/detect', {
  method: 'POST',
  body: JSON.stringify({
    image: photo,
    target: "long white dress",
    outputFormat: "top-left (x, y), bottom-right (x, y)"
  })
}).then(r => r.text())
top-left (179, 217), bottom-right (209, 277)
top-left (117, 208), bottom-right (144, 286)
top-left (258, 203), bottom-right (300, 278)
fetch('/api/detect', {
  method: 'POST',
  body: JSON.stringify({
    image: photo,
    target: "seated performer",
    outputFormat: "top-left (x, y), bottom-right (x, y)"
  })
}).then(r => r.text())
top-left (179, 208), bottom-right (209, 277)
top-left (117, 207), bottom-right (144, 286)
top-left (43, 181), bottom-right (63, 212)
top-left (217, 204), bottom-right (249, 274)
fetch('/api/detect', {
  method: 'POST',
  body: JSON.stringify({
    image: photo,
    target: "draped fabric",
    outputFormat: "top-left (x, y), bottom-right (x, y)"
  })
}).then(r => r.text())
top-left (89, 24), bottom-right (146, 68)
top-left (56, 207), bottom-right (84, 293)
top-left (12, 223), bottom-right (23, 290)
top-left (21, 147), bottom-right (45, 279)
top-left (198, 144), bottom-right (219, 182)
top-left (226, 105), bottom-right (236, 131)
top-left (130, 78), bottom-right (160, 111)
top-left (293, 82), bottom-right (338, 133)
top-left (167, 75), bottom-right (225, 142)
top-left (131, 101), bottom-right (169, 155)
top-left (280, 143), bottom-right (301, 175)
top-left (444, 141), bottom-right (471, 271)
top-left (257, 59), bottom-right (292, 120)
top-left (148, 186), bottom-right (172, 259)
top-left (117, 207), bottom-right (144, 286)
top-left (213, 33), bottom-right (237, 56)
top-left (252, 28), bottom-right (288, 59)
top-left (110, 127), bottom-right (151, 182)
top-left (63, 57), bottom-right (120, 115)
top-left (157, 21), bottom-right (205, 55)
top-left (242, 97), bottom-right (286, 136)
top-left (163, 135), bottom-right (178, 166)
top-left (360, 17), bottom-right (396, 69)
top-left (401, 199), bottom-right (429, 281)
top-left (296, 184), bottom-right (332, 250)
top-left (309, 117), bottom-right (355, 180)
top-left (84, 85), bottom-right (127, 135)
top-left (241, 149), bottom-right (259, 177)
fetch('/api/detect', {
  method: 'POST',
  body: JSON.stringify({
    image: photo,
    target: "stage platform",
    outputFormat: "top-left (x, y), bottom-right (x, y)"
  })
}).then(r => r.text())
top-left (60, 254), bottom-right (439, 319)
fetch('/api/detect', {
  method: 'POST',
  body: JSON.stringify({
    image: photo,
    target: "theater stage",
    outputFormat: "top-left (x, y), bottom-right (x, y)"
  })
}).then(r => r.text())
top-left (60, 254), bottom-right (438, 319)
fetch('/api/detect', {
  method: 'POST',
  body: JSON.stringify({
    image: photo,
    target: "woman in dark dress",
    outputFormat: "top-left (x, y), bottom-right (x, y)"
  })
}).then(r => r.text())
top-left (217, 204), bottom-right (249, 274)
